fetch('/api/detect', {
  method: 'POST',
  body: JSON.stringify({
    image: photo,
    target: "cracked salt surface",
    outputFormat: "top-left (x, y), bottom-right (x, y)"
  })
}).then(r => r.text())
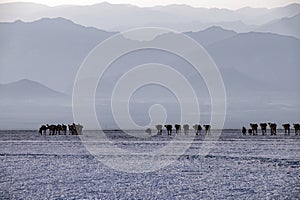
top-left (0, 130), bottom-right (299, 199)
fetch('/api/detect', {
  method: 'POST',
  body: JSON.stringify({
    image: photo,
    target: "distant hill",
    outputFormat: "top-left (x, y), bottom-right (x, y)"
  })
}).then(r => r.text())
top-left (185, 26), bottom-right (237, 46)
top-left (0, 79), bottom-right (68, 99)
top-left (257, 13), bottom-right (300, 38)
top-left (1, 17), bottom-right (299, 95)
top-left (0, 2), bottom-right (299, 33)
top-left (0, 17), bottom-right (299, 129)
top-left (0, 79), bottom-right (72, 129)
top-left (206, 31), bottom-right (300, 93)
top-left (0, 18), bottom-right (116, 92)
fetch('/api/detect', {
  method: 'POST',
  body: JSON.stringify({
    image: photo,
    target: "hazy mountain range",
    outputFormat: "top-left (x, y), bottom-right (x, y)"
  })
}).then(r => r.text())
top-left (0, 2), bottom-right (300, 37)
top-left (0, 16), bottom-right (299, 129)
top-left (0, 2), bottom-right (299, 129)
top-left (0, 79), bottom-right (72, 129)
top-left (0, 79), bottom-right (68, 99)
top-left (257, 13), bottom-right (300, 38)
top-left (1, 18), bottom-right (299, 93)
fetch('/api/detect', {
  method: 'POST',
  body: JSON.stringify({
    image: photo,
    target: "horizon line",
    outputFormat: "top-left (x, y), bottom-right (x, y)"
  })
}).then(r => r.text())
top-left (0, 1), bottom-right (299, 11)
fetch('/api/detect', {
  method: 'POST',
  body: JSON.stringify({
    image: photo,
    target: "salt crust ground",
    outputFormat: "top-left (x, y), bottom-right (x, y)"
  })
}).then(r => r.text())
top-left (0, 130), bottom-right (299, 199)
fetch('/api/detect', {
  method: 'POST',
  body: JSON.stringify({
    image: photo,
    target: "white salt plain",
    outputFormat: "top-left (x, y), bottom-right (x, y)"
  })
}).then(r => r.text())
top-left (0, 130), bottom-right (299, 199)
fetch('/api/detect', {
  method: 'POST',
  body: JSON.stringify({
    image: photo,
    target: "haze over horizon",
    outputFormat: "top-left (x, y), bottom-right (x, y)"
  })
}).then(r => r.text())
top-left (0, 1), bottom-right (299, 129)
top-left (0, 0), bottom-right (300, 9)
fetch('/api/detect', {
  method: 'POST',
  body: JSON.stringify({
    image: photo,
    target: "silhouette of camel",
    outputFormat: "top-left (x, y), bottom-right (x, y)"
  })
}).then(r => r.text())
top-left (203, 125), bottom-right (211, 134)
top-left (183, 124), bottom-right (189, 135)
top-left (68, 124), bottom-right (72, 134)
top-left (68, 124), bottom-right (76, 135)
top-left (164, 124), bottom-right (173, 135)
top-left (193, 124), bottom-right (202, 135)
top-left (62, 124), bottom-right (67, 135)
top-left (39, 125), bottom-right (47, 135)
top-left (242, 126), bottom-right (247, 135)
top-left (67, 123), bottom-right (83, 135)
top-left (174, 124), bottom-right (181, 134)
top-left (47, 124), bottom-right (57, 135)
top-left (260, 123), bottom-right (267, 135)
top-left (56, 124), bottom-right (62, 135)
top-left (282, 124), bottom-right (290, 135)
top-left (293, 123), bottom-right (300, 135)
top-left (268, 123), bottom-right (277, 135)
top-left (250, 123), bottom-right (258, 135)
top-left (74, 123), bottom-right (83, 135)
top-left (155, 125), bottom-right (163, 135)
top-left (145, 128), bottom-right (151, 135)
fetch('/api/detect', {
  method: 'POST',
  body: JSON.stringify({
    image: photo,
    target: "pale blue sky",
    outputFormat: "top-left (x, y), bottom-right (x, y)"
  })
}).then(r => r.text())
top-left (0, 0), bottom-right (299, 9)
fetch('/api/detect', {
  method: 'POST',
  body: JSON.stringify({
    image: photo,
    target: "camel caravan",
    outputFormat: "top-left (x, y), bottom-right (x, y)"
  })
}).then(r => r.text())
top-left (38, 123), bottom-right (83, 135)
top-left (38, 122), bottom-right (299, 136)
top-left (146, 122), bottom-right (299, 136)
top-left (146, 124), bottom-right (211, 135)
top-left (242, 123), bottom-right (300, 136)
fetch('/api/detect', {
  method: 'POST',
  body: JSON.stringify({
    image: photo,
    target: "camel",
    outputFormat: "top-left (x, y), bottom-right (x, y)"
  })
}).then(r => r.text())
top-left (260, 123), bottom-right (267, 135)
top-left (47, 124), bottom-right (57, 135)
top-left (250, 123), bottom-right (258, 135)
top-left (164, 124), bottom-right (173, 135)
top-left (61, 124), bottom-right (67, 135)
top-left (183, 124), bottom-right (189, 135)
top-left (145, 128), bottom-right (151, 135)
top-left (75, 124), bottom-right (83, 135)
top-left (203, 125), bottom-right (211, 134)
top-left (39, 125), bottom-right (47, 135)
top-left (282, 124), bottom-right (290, 135)
top-left (155, 125), bottom-right (163, 135)
top-left (68, 123), bottom-right (82, 135)
top-left (193, 124), bottom-right (202, 135)
top-left (68, 124), bottom-right (76, 135)
top-left (242, 126), bottom-right (247, 135)
top-left (56, 124), bottom-right (62, 135)
top-left (268, 123), bottom-right (277, 135)
top-left (293, 123), bottom-right (300, 135)
top-left (174, 124), bottom-right (181, 134)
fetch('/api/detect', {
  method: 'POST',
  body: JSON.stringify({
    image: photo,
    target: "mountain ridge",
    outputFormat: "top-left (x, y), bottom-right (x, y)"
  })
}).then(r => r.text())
top-left (0, 16), bottom-right (299, 128)
top-left (1, 2), bottom-right (299, 33)
top-left (1, 17), bottom-right (299, 93)
top-left (0, 79), bottom-right (69, 99)
top-left (1, 2), bottom-right (299, 10)
top-left (257, 13), bottom-right (300, 38)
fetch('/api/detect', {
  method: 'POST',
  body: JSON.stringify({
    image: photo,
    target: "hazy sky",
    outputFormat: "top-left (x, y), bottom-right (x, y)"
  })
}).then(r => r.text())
top-left (0, 0), bottom-right (299, 9)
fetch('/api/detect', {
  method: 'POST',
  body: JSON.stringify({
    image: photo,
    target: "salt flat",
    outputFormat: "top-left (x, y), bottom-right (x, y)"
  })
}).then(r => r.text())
top-left (1, 130), bottom-right (299, 199)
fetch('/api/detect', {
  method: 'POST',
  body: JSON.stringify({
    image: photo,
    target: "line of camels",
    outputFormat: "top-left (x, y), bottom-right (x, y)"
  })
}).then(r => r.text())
top-left (39, 123), bottom-right (83, 135)
top-left (38, 123), bottom-right (300, 136)
top-left (145, 123), bottom-right (300, 136)
top-left (145, 124), bottom-right (211, 135)
top-left (242, 123), bottom-right (300, 136)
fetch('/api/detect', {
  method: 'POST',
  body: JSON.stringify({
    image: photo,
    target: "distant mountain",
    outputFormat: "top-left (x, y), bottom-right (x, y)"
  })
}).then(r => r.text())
top-left (206, 32), bottom-right (300, 92)
top-left (0, 2), bottom-right (299, 33)
top-left (0, 18), bottom-right (238, 92)
top-left (0, 18), bottom-right (116, 92)
top-left (1, 17), bottom-right (299, 95)
top-left (257, 13), bottom-right (300, 38)
top-left (112, 19), bottom-right (256, 33)
top-left (185, 26), bottom-right (237, 46)
top-left (235, 3), bottom-right (300, 24)
top-left (0, 2), bottom-right (49, 21)
top-left (0, 79), bottom-right (72, 129)
top-left (0, 17), bottom-right (299, 129)
top-left (0, 79), bottom-right (68, 99)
